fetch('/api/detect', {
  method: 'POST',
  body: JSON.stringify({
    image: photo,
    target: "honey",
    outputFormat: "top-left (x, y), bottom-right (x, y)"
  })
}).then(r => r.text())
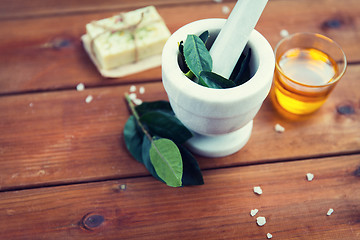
top-left (273, 47), bottom-right (339, 115)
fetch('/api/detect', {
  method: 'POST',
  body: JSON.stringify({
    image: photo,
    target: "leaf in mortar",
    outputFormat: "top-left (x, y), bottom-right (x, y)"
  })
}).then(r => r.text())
top-left (178, 145), bottom-right (204, 186)
top-left (135, 101), bottom-right (174, 117)
top-left (199, 30), bottom-right (209, 44)
top-left (233, 48), bottom-right (252, 86)
top-left (141, 135), bottom-right (164, 182)
top-left (178, 41), bottom-right (190, 73)
top-left (199, 71), bottom-right (236, 89)
top-left (150, 138), bottom-right (183, 187)
top-left (183, 34), bottom-right (212, 79)
top-left (140, 111), bottom-right (193, 144)
top-left (123, 115), bottom-right (144, 163)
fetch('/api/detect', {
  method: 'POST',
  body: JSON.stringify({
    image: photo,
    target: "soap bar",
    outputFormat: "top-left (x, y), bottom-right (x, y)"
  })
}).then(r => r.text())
top-left (86, 6), bottom-right (171, 70)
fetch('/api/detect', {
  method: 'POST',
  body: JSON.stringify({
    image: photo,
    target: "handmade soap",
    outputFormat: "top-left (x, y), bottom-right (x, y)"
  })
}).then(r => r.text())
top-left (86, 6), bottom-right (171, 70)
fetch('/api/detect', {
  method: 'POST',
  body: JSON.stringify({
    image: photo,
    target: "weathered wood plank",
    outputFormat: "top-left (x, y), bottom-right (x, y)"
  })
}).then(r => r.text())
top-left (0, 64), bottom-right (359, 191)
top-left (0, 0), bottom-right (359, 94)
top-left (0, 0), bottom-right (234, 20)
top-left (0, 155), bottom-right (359, 239)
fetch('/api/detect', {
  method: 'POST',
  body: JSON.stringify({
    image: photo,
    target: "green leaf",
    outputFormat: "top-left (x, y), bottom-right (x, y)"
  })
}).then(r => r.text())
top-left (231, 48), bottom-right (252, 86)
top-left (199, 30), bottom-right (209, 45)
top-left (141, 135), bottom-right (164, 182)
top-left (135, 101), bottom-right (174, 117)
top-left (123, 116), bottom-right (144, 163)
top-left (178, 145), bottom-right (204, 186)
top-left (199, 71), bottom-right (236, 89)
top-left (183, 34), bottom-right (212, 79)
top-left (140, 111), bottom-right (193, 144)
top-left (150, 138), bottom-right (183, 187)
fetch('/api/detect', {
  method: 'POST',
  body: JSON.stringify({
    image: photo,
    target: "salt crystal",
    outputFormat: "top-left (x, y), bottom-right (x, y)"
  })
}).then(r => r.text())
top-left (256, 216), bottom-right (266, 226)
top-left (250, 209), bottom-right (259, 217)
top-left (213, 0), bottom-right (223, 3)
top-left (29, 103), bottom-right (34, 107)
top-left (85, 95), bottom-right (93, 103)
top-left (129, 93), bottom-right (137, 100)
top-left (139, 86), bottom-right (145, 94)
top-left (120, 184), bottom-right (126, 190)
top-left (76, 83), bottom-right (85, 91)
top-left (133, 98), bottom-right (143, 105)
top-left (306, 173), bottom-right (314, 181)
top-left (222, 6), bottom-right (230, 14)
top-left (327, 208), bottom-right (334, 216)
top-left (274, 123), bottom-right (285, 133)
top-left (129, 85), bottom-right (136, 92)
top-left (280, 29), bottom-right (289, 38)
top-left (267, 233), bottom-right (273, 239)
top-left (253, 186), bottom-right (263, 195)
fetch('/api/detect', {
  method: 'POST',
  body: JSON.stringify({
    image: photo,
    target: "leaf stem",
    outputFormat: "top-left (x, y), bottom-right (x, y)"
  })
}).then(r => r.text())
top-left (124, 93), bottom-right (152, 140)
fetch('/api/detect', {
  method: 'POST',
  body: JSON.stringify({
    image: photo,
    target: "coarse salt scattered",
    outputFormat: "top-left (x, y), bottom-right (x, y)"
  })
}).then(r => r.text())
top-left (256, 216), bottom-right (266, 226)
top-left (253, 186), bottom-right (263, 195)
top-left (222, 6), bottom-right (230, 14)
top-left (85, 95), bottom-right (93, 103)
top-left (274, 123), bottom-right (285, 133)
top-left (306, 173), bottom-right (314, 181)
top-left (250, 209), bottom-right (259, 217)
top-left (280, 29), bottom-right (289, 38)
top-left (129, 85), bottom-right (136, 92)
top-left (133, 98), bottom-right (143, 105)
top-left (76, 83), bottom-right (85, 91)
top-left (139, 86), bottom-right (145, 94)
top-left (327, 208), bottom-right (334, 216)
top-left (267, 233), bottom-right (273, 239)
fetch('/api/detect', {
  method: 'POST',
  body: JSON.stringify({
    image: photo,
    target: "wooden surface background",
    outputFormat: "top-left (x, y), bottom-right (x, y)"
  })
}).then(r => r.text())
top-left (0, 0), bottom-right (359, 239)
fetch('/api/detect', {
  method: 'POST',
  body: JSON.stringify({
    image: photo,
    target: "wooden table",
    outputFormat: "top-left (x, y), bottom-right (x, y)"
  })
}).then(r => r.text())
top-left (1, 0), bottom-right (359, 239)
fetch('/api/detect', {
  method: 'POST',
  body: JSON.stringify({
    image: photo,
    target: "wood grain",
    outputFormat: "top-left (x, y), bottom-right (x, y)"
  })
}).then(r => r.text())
top-left (0, 155), bottom-right (359, 239)
top-left (0, 0), bottom-right (359, 94)
top-left (0, 64), bottom-right (359, 191)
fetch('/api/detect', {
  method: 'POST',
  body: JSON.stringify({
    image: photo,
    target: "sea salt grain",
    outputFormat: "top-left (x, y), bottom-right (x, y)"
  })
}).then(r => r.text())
top-left (222, 6), bottom-right (230, 14)
top-left (274, 123), bottom-right (285, 133)
top-left (85, 95), bottom-right (93, 103)
top-left (306, 173), bottom-right (314, 181)
top-left (133, 98), bottom-right (143, 105)
top-left (129, 93), bottom-right (137, 100)
top-left (129, 85), bottom-right (136, 92)
top-left (267, 233), bottom-right (273, 239)
top-left (213, 0), bottom-right (223, 3)
top-left (253, 186), bottom-right (263, 195)
top-left (280, 29), bottom-right (289, 38)
top-left (139, 86), bottom-right (145, 94)
top-left (327, 208), bottom-right (334, 216)
top-left (76, 83), bottom-right (85, 91)
top-left (256, 216), bottom-right (266, 226)
top-left (250, 209), bottom-right (259, 217)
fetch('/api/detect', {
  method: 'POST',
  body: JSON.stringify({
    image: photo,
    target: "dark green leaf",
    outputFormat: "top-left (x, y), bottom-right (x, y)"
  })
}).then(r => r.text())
top-left (123, 116), bottom-right (144, 163)
top-left (199, 71), bottom-right (236, 89)
top-left (141, 135), bottom-right (164, 182)
top-left (140, 111), bottom-right (193, 144)
top-left (135, 101), bottom-right (174, 117)
top-left (150, 138), bottom-right (183, 187)
top-left (199, 30), bottom-right (209, 44)
top-left (231, 48), bottom-right (252, 86)
top-left (183, 34), bottom-right (212, 79)
top-left (178, 145), bottom-right (204, 186)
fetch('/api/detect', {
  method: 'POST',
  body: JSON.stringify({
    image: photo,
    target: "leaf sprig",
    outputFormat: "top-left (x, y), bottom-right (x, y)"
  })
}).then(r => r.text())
top-left (178, 31), bottom-right (252, 89)
top-left (123, 93), bottom-right (204, 187)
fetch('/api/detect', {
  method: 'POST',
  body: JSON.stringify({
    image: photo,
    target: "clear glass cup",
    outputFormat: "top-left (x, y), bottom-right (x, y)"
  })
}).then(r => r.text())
top-left (272, 32), bottom-right (347, 115)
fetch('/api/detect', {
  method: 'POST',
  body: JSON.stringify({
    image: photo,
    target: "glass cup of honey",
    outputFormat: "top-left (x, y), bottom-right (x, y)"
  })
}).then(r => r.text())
top-left (272, 32), bottom-right (347, 115)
